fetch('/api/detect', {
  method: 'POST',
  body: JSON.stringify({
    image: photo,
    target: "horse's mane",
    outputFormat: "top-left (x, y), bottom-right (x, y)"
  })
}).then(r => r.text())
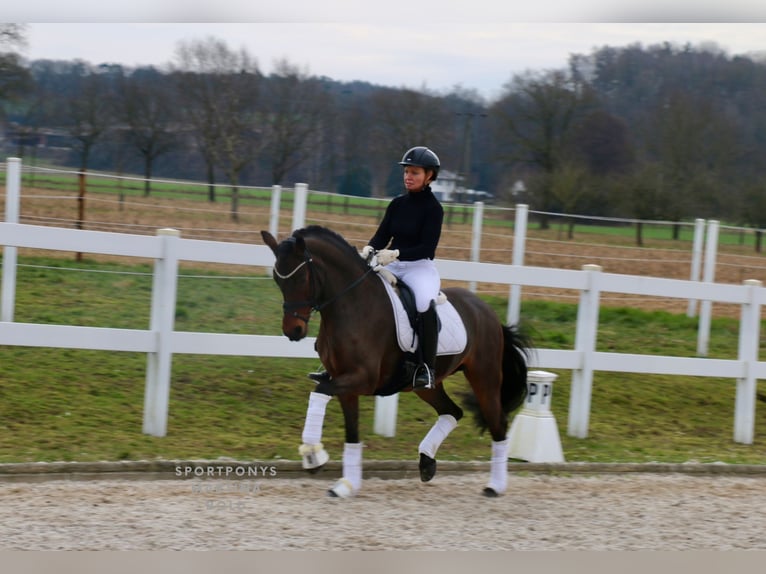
top-left (293, 225), bottom-right (369, 271)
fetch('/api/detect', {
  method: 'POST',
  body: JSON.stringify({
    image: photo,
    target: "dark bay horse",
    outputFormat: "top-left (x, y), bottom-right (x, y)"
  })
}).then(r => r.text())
top-left (261, 225), bottom-right (531, 497)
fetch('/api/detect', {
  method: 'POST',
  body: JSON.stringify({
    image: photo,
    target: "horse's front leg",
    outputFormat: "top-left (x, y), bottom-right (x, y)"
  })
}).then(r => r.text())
top-left (299, 391), bottom-right (332, 473)
top-left (328, 393), bottom-right (362, 498)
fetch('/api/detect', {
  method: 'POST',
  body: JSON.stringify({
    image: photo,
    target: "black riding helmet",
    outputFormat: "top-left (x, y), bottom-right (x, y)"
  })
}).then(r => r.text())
top-left (399, 146), bottom-right (440, 181)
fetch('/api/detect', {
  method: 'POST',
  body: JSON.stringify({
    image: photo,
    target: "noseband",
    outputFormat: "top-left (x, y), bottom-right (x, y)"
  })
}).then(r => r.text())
top-left (275, 240), bottom-right (374, 324)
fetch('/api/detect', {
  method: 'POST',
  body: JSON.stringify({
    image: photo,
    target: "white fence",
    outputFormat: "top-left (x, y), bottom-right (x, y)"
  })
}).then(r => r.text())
top-left (2, 221), bottom-right (765, 443)
top-left (2, 159), bottom-right (765, 445)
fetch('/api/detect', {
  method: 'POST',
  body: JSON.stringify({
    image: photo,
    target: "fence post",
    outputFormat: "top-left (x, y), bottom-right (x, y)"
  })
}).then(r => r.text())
top-left (292, 183), bottom-right (308, 231)
top-left (568, 264), bottom-right (602, 439)
top-left (686, 218), bottom-right (706, 318)
top-left (269, 185), bottom-right (282, 238)
top-left (373, 395), bottom-right (398, 437)
top-left (469, 201), bottom-right (484, 293)
top-left (696, 220), bottom-right (719, 357)
top-left (734, 279), bottom-right (762, 444)
top-left (1, 157), bottom-right (21, 323)
top-left (142, 228), bottom-right (180, 438)
top-left (507, 204), bottom-right (528, 326)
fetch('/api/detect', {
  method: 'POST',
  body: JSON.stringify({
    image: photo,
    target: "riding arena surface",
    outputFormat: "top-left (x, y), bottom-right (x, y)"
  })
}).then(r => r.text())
top-left (2, 470), bottom-right (766, 550)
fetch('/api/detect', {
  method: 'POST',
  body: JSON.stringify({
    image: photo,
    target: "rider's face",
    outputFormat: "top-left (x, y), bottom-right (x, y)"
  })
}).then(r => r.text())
top-left (403, 166), bottom-right (432, 192)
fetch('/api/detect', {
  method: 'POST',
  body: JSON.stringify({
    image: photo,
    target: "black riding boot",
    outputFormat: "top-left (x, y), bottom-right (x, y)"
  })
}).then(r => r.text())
top-left (308, 340), bottom-right (332, 384)
top-left (413, 301), bottom-right (438, 390)
top-left (308, 369), bottom-right (331, 385)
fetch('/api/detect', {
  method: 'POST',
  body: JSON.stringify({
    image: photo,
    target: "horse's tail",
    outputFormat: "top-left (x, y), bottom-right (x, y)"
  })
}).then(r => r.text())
top-left (462, 324), bottom-right (532, 432)
top-left (499, 324), bottom-right (531, 416)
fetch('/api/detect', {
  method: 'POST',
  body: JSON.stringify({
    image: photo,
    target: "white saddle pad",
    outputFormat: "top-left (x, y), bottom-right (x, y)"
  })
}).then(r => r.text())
top-left (379, 275), bottom-right (468, 356)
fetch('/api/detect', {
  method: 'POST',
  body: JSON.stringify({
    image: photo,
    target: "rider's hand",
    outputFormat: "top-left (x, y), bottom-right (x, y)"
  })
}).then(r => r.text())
top-left (361, 245), bottom-right (374, 260)
top-left (376, 249), bottom-right (399, 266)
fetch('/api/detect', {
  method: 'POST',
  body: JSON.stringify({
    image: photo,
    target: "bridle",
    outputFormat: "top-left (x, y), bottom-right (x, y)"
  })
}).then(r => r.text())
top-left (274, 240), bottom-right (375, 324)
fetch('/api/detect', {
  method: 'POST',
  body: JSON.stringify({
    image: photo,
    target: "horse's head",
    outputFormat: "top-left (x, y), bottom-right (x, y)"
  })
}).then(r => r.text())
top-left (261, 230), bottom-right (315, 341)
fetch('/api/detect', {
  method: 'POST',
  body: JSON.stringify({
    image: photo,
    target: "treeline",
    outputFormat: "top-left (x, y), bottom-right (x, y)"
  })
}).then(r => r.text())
top-left (2, 25), bottom-right (766, 237)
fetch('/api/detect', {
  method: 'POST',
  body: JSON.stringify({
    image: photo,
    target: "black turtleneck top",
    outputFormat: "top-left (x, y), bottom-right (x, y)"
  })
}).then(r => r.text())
top-left (368, 187), bottom-right (444, 261)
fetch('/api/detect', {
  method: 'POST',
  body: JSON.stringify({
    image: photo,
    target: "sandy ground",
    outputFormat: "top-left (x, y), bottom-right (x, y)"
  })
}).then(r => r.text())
top-left (2, 472), bottom-right (766, 550)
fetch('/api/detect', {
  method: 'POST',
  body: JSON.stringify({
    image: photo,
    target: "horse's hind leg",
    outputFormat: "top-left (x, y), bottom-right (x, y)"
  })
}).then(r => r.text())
top-left (465, 365), bottom-right (511, 497)
top-left (415, 385), bottom-right (464, 482)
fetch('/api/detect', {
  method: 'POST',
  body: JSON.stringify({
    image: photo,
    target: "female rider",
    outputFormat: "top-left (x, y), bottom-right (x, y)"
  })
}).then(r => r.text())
top-left (310, 146), bottom-right (444, 390)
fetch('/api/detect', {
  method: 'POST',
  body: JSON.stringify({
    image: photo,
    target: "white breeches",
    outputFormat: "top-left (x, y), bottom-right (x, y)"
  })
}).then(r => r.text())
top-left (386, 259), bottom-right (440, 312)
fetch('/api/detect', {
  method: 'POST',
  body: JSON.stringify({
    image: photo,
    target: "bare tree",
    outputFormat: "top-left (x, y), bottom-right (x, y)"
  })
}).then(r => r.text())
top-left (261, 59), bottom-right (332, 185)
top-left (174, 37), bottom-right (261, 219)
top-left (644, 89), bottom-right (743, 233)
top-left (67, 72), bottom-right (114, 175)
top-left (60, 67), bottom-right (116, 259)
top-left (490, 69), bottom-right (590, 225)
top-left (117, 67), bottom-right (179, 196)
top-left (368, 87), bottom-right (454, 197)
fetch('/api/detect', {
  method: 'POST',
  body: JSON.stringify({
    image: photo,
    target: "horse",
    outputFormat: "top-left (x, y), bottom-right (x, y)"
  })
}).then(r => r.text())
top-left (260, 225), bottom-right (531, 497)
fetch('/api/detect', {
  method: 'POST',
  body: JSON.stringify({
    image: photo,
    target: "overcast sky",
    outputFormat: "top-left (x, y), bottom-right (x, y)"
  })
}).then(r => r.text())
top-left (12, 2), bottom-right (766, 102)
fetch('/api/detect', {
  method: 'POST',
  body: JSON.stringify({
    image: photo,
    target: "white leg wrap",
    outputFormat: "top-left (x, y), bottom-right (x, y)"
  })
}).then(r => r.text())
top-left (486, 439), bottom-right (510, 494)
top-left (330, 442), bottom-right (363, 497)
top-left (301, 391), bottom-right (331, 445)
top-left (418, 414), bottom-right (458, 459)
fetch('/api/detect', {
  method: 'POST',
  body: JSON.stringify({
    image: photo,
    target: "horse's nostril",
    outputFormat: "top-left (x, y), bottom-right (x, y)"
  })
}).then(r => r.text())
top-left (286, 325), bottom-right (305, 341)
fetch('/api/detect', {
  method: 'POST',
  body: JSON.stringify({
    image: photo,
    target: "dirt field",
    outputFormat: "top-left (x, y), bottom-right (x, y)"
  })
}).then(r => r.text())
top-left (2, 472), bottom-right (765, 550)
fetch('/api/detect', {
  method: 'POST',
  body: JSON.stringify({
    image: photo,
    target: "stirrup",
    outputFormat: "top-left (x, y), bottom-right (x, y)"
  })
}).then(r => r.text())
top-left (308, 370), bottom-right (332, 385)
top-left (412, 365), bottom-right (434, 390)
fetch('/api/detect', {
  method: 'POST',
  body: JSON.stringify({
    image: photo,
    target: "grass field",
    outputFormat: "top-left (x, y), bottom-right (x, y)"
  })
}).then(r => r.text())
top-left (0, 254), bottom-right (764, 465)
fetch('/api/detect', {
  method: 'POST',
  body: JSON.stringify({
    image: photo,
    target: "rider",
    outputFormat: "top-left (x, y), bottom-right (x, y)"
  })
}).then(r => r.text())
top-left (310, 146), bottom-right (444, 390)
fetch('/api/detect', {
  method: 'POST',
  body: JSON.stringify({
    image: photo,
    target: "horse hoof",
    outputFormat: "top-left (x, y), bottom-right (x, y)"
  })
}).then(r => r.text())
top-left (419, 453), bottom-right (436, 482)
top-left (299, 443), bottom-right (329, 472)
top-left (328, 478), bottom-right (355, 498)
top-left (482, 487), bottom-right (500, 498)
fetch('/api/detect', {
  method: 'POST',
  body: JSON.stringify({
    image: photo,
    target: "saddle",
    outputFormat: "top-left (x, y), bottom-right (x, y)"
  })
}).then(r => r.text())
top-left (373, 270), bottom-right (468, 396)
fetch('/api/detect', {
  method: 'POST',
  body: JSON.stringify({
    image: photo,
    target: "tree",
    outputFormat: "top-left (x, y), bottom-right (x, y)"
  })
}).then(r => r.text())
top-left (117, 67), bottom-right (179, 196)
top-left (644, 89), bottom-right (743, 232)
top-left (0, 24), bottom-right (32, 120)
top-left (549, 161), bottom-right (589, 239)
top-left (490, 69), bottom-right (591, 225)
top-left (66, 70), bottom-right (114, 175)
top-left (261, 59), bottom-right (333, 185)
top-left (174, 37), bottom-right (261, 218)
top-left (368, 87), bottom-right (454, 197)
top-left (571, 109), bottom-right (634, 176)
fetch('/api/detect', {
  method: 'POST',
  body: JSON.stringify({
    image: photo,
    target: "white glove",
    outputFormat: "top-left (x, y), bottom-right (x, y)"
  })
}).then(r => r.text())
top-left (360, 245), bottom-right (374, 260)
top-left (376, 249), bottom-right (399, 266)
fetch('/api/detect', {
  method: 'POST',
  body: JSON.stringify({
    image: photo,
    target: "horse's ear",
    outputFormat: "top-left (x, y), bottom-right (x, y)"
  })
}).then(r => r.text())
top-left (260, 230), bottom-right (279, 255)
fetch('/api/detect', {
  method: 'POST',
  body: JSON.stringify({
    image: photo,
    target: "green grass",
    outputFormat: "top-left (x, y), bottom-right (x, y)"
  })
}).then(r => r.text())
top-left (1, 254), bottom-right (765, 465)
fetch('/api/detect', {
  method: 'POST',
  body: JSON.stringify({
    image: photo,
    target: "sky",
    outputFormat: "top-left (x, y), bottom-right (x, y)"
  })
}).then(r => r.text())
top-left (10, 2), bottom-right (766, 102)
